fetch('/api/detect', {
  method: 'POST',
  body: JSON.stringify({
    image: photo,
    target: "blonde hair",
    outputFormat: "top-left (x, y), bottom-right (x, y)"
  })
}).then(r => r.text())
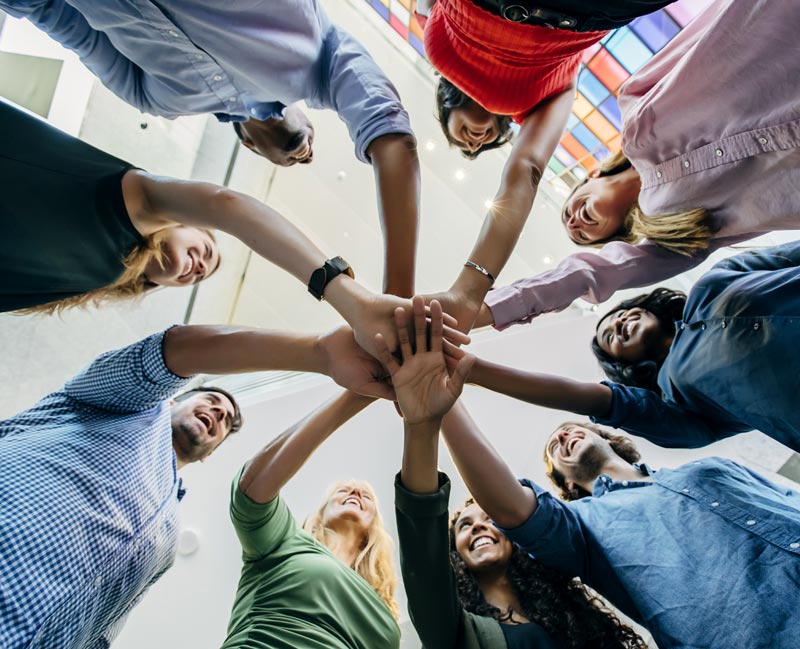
top-left (303, 480), bottom-right (400, 619)
top-left (564, 150), bottom-right (712, 257)
top-left (17, 227), bottom-right (215, 315)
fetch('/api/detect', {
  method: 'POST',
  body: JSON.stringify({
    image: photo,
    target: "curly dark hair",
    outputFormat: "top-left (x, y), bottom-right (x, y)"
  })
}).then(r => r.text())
top-left (435, 77), bottom-right (513, 160)
top-left (591, 287), bottom-right (687, 392)
top-left (543, 421), bottom-right (641, 500)
top-left (449, 499), bottom-right (647, 649)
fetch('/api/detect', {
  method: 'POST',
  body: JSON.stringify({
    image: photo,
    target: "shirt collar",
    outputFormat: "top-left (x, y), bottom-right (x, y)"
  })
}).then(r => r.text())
top-left (591, 463), bottom-right (656, 497)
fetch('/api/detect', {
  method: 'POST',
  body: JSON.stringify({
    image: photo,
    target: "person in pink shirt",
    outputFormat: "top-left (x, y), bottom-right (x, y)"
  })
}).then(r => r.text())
top-left (477, 0), bottom-right (800, 331)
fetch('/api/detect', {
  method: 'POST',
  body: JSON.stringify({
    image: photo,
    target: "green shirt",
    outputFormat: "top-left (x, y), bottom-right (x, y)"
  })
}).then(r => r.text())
top-left (221, 471), bottom-right (401, 649)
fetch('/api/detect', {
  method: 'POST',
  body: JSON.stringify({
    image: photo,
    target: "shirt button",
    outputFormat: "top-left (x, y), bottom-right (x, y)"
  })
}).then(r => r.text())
top-left (656, 170), bottom-right (663, 178)
top-left (195, 54), bottom-right (204, 60)
top-left (93, 575), bottom-right (102, 586)
top-left (715, 148), bottom-right (724, 157)
top-left (213, 74), bottom-right (223, 81)
top-left (710, 501), bottom-right (720, 507)
top-left (758, 136), bottom-right (768, 144)
top-left (168, 29), bottom-right (179, 37)
top-left (745, 519), bottom-right (757, 526)
top-left (753, 322), bottom-right (760, 330)
top-left (621, 480), bottom-right (629, 486)
top-left (683, 160), bottom-right (690, 168)
top-left (250, 108), bottom-right (258, 116)
top-left (681, 488), bottom-right (690, 494)
top-left (228, 96), bottom-right (236, 103)
top-left (721, 320), bottom-right (727, 329)
top-left (790, 542), bottom-right (800, 549)
top-left (680, 323), bottom-right (685, 330)
top-left (700, 323), bottom-right (706, 330)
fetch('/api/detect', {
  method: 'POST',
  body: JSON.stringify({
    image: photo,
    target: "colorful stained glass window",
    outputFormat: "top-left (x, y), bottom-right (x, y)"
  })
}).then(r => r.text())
top-left (363, 0), bottom-right (713, 185)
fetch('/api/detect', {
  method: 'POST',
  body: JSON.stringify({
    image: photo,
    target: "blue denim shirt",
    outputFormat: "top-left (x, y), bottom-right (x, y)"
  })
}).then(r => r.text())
top-left (0, 330), bottom-right (191, 648)
top-left (1, 0), bottom-right (412, 162)
top-left (498, 458), bottom-right (800, 649)
top-left (594, 240), bottom-right (800, 451)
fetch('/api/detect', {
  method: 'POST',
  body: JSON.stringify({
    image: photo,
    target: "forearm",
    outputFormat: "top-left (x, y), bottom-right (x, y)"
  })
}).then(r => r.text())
top-left (367, 134), bottom-right (420, 297)
top-left (239, 391), bottom-right (375, 503)
top-left (129, 173), bottom-right (328, 286)
top-left (400, 419), bottom-right (442, 494)
top-left (162, 325), bottom-right (326, 378)
top-left (469, 358), bottom-right (613, 417)
top-left (440, 402), bottom-right (536, 528)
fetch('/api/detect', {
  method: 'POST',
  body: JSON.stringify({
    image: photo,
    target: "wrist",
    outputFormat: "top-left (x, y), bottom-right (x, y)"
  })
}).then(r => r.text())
top-left (404, 416), bottom-right (443, 431)
top-left (323, 274), bottom-right (371, 325)
top-left (451, 269), bottom-right (487, 310)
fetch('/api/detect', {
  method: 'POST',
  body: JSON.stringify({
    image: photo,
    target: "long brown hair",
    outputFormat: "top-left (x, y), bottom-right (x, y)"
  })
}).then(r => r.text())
top-left (449, 499), bottom-right (646, 648)
top-left (303, 480), bottom-right (400, 619)
top-left (17, 227), bottom-right (215, 315)
top-left (564, 150), bottom-right (712, 256)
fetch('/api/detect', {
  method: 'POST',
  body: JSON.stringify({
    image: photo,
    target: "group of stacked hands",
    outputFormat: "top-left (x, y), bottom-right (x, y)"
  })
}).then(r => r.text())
top-left (1, 0), bottom-right (798, 648)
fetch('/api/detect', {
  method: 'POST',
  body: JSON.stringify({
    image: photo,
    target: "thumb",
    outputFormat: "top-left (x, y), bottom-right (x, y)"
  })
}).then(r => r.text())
top-left (448, 353), bottom-right (476, 395)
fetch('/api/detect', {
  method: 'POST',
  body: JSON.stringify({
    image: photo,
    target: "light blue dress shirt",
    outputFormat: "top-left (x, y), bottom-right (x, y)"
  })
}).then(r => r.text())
top-left (1, 0), bottom-right (413, 162)
top-left (594, 240), bottom-right (800, 451)
top-left (0, 330), bottom-right (191, 648)
top-left (500, 459), bottom-right (800, 649)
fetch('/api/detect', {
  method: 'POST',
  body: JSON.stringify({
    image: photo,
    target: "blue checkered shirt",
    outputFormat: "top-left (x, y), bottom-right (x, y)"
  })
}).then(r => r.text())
top-left (0, 329), bottom-right (192, 648)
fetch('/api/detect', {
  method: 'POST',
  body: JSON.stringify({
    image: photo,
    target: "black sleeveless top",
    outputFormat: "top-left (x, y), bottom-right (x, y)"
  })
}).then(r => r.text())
top-left (0, 101), bottom-right (142, 312)
top-left (501, 621), bottom-right (560, 649)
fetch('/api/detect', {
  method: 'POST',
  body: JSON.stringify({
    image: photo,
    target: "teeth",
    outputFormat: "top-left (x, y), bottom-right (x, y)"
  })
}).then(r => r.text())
top-left (473, 537), bottom-right (494, 550)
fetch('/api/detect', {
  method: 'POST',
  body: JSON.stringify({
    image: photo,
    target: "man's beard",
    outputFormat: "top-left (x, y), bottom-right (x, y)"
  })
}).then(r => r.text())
top-left (570, 442), bottom-right (609, 485)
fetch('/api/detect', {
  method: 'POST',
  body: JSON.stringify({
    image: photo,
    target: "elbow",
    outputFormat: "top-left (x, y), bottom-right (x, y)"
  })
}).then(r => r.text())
top-left (503, 154), bottom-right (543, 192)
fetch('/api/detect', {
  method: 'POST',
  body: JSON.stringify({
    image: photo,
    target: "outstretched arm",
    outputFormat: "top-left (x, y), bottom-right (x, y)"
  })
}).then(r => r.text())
top-left (123, 171), bottom-right (468, 360)
top-left (239, 390), bottom-right (375, 504)
top-left (426, 88), bottom-right (575, 331)
top-left (368, 134), bottom-right (420, 298)
top-left (162, 325), bottom-right (394, 399)
top-left (468, 357), bottom-right (613, 417)
top-left (440, 401), bottom-right (537, 529)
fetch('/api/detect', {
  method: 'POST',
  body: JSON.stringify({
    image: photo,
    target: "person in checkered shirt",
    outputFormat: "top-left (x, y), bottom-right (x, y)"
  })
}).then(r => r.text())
top-left (0, 323), bottom-right (393, 648)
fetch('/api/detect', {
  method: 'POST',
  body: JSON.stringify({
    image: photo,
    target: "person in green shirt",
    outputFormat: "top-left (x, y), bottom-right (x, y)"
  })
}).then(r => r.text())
top-left (221, 390), bottom-right (401, 649)
top-left (380, 298), bottom-right (646, 649)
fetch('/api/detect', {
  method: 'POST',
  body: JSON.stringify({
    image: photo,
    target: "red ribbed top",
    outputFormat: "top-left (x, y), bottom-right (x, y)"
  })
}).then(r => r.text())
top-left (419, 0), bottom-right (607, 123)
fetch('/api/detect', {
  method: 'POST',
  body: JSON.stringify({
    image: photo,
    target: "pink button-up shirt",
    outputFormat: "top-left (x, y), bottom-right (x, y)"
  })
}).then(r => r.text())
top-left (486, 0), bottom-right (800, 329)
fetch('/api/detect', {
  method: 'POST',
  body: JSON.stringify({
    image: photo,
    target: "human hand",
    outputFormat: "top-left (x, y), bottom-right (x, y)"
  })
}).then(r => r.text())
top-left (317, 326), bottom-right (395, 400)
top-left (421, 289), bottom-right (483, 334)
top-left (375, 297), bottom-right (474, 424)
top-left (352, 291), bottom-right (471, 361)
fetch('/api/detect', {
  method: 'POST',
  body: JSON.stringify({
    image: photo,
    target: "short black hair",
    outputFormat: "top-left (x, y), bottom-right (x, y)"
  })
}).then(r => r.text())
top-left (591, 288), bottom-right (687, 392)
top-left (174, 386), bottom-right (243, 435)
top-left (435, 76), bottom-right (513, 160)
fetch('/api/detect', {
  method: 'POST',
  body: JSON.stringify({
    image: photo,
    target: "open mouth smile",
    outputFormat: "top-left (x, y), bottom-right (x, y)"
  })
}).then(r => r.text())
top-left (342, 496), bottom-right (363, 510)
top-left (470, 535), bottom-right (497, 550)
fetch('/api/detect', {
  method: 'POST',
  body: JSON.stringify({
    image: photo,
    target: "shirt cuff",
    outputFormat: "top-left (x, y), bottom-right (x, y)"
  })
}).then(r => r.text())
top-left (484, 285), bottom-right (535, 331)
top-left (394, 471), bottom-right (451, 518)
top-left (149, 325), bottom-right (195, 388)
top-left (356, 109), bottom-right (415, 164)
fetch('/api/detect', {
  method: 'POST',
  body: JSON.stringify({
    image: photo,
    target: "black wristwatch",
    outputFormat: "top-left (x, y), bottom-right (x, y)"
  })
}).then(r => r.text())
top-left (308, 256), bottom-right (355, 301)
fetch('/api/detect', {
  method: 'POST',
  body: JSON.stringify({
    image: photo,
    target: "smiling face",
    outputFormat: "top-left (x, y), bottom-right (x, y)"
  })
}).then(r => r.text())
top-left (544, 423), bottom-right (613, 490)
top-left (321, 482), bottom-right (378, 532)
top-left (238, 104), bottom-right (315, 167)
top-left (143, 226), bottom-right (219, 287)
top-left (453, 502), bottom-right (513, 575)
top-left (561, 170), bottom-right (638, 244)
top-left (445, 100), bottom-right (504, 155)
top-left (596, 307), bottom-right (673, 364)
top-left (170, 391), bottom-right (236, 464)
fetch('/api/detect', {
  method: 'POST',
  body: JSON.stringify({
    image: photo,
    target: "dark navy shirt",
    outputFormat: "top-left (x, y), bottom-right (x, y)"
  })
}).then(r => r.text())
top-left (498, 460), bottom-right (800, 649)
top-left (594, 240), bottom-right (800, 451)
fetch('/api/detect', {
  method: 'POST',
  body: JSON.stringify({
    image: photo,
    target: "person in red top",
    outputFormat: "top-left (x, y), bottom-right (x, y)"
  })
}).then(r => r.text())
top-left (415, 0), bottom-right (674, 332)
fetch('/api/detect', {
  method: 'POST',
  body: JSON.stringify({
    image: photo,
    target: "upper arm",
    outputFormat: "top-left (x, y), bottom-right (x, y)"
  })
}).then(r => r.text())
top-left (230, 474), bottom-right (298, 559)
top-left (63, 328), bottom-right (191, 412)
top-left (594, 383), bottom-right (723, 448)
top-left (395, 475), bottom-right (463, 648)
top-left (505, 87), bottom-right (576, 180)
top-left (711, 239), bottom-right (800, 274)
top-left (320, 27), bottom-right (413, 162)
top-left (498, 484), bottom-right (590, 580)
